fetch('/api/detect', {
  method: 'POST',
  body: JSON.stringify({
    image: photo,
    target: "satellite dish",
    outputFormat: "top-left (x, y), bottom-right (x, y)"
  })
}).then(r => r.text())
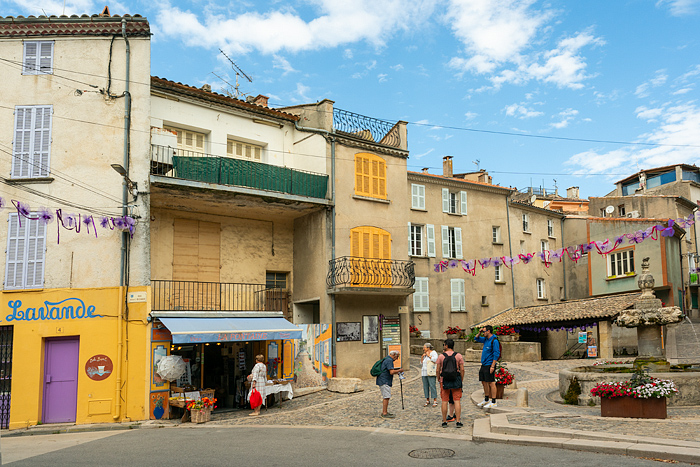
top-left (530, 195), bottom-right (537, 204)
top-left (605, 205), bottom-right (615, 214)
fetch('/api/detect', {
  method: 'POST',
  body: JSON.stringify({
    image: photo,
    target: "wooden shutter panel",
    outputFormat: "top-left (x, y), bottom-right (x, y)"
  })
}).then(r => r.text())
top-left (377, 160), bottom-right (386, 197)
top-left (33, 106), bottom-right (51, 177)
top-left (5, 214), bottom-right (27, 289)
top-left (441, 225), bottom-right (449, 258)
top-left (450, 279), bottom-right (460, 311)
top-left (442, 189), bottom-right (449, 212)
top-left (408, 222), bottom-right (412, 256)
top-left (426, 224), bottom-right (436, 257)
top-left (25, 217), bottom-right (46, 288)
top-left (12, 107), bottom-right (32, 178)
top-left (418, 185), bottom-right (425, 209)
top-left (420, 278), bottom-right (429, 310)
top-left (460, 191), bottom-right (467, 215)
top-left (23, 42), bottom-right (38, 74)
top-left (454, 228), bottom-right (463, 259)
top-left (39, 42), bottom-right (53, 73)
top-left (382, 231), bottom-right (390, 259)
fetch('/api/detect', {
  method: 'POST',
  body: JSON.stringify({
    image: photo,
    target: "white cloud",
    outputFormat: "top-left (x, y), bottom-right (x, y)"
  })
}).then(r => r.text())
top-left (154, 0), bottom-right (437, 55)
top-left (343, 49), bottom-right (354, 59)
top-left (549, 108), bottom-right (579, 129)
top-left (391, 64), bottom-right (404, 71)
top-left (464, 111), bottom-right (478, 120)
top-left (504, 103), bottom-right (543, 119)
top-left (635, 70), bottom-right (668, 98)
top-left (673, 87), bottom-right (693, 95)
top-left (272, 55), bottom-right (297, 76)
top-left (414, 119), bottom-right (431, 125)
top-left (566, 102), bottom-right (700, 175)
top-left (636, 106), bottom-right (664, 122)
top-left (413, 148), bottom-right (434, 160)
top-left (656, 0), bottom-right (699, 16)
top-left (295, 82), bottom-right (311, 101)
top-left (378, 73), bottom-right (388, 83)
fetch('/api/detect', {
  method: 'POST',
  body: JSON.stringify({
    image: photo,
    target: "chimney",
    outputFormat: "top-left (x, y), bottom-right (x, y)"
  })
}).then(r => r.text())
top-left (252, 94), bottom-right (269, 107)
top-left (422, 167), bottom-right (430, 173)
top-left (202, 84), bottom-right (211, 92)
top-left (566, 186), bottom-right (580, 199)
top-left (443, 156), bottom-right (453, 178)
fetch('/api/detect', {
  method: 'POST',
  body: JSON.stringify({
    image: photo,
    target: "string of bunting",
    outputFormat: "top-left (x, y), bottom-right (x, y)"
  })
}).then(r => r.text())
top-left (433, 213), bottom-right (696, 276)
top-left (8, 198), bottom-right (136, 244)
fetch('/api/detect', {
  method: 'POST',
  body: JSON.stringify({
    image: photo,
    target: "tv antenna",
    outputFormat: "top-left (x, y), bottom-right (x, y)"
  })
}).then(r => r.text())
top-left (218, 49), bottom-right (252, 98)
top-left (472, 159), bottom-right (480, 171)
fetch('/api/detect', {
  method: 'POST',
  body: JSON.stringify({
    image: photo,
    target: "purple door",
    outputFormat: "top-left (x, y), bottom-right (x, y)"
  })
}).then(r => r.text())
top-left (43, 337), bottom-right (79, 423)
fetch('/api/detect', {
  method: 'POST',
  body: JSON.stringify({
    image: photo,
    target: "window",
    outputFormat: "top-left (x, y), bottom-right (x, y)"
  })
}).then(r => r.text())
top-left (351, 226), bottom-right (391, 259)
top-left (481, 296), bottom-right (488, 306)
top-left (522, 213), bottom-right (530, 232)
top-left (492, 226), bottom-right (501, 244)
top-left (5, 214), bottom-right (46, 289)
top-left (411, 184), bottom-right (425, 210)
top-left (608, 250), bottom-right (635, 277)
top-left (450, 278), bottom-right (465, 311)
top-left (618, 205), bottom-right (626, 217)
top-left (547, 219), bottom-right (554, 237)
top-left (165, 126), bottom-right (206, 153)
top-left (12, 105), bottom-right (52, 178)
top-left (413, 277), bottom-right (429, 311)
top-left (265, 272), bottom-right (287, 289)
top-left (536, 278), bottom-right (546, 299)
top-left (355, 153), bottom-right (386, 199)
top-left (227, 139), bottom-right (262, 161)
top-left (494, 265), bottom-right (502, 282)
top-left (442, 189), bottom-right (467, 214)
top-left (23, 41), bottom-right (53, 75)
top-left (408, 223), bottom-right (435, 257)
top-left (441, 225), bottom-right (462, 259)
top-left (541, 240), bottom-right (549, 253)
top-left (519, 240), bottom-right (525, 254)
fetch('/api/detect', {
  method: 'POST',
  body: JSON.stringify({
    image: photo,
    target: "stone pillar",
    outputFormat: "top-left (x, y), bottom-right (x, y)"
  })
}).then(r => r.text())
top-left (399, 305), bottom-right (410, 371)
top-left (598, 320), bottom-right (614, 359)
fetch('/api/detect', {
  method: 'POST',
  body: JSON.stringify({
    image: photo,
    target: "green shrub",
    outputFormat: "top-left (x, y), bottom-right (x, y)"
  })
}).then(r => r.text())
top-left (563, 377), bottom-right (581, 405)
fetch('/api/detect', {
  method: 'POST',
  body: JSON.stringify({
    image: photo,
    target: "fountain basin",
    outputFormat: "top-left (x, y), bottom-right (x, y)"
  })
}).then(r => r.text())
top-left (560, 366), bottom-right (700, 407)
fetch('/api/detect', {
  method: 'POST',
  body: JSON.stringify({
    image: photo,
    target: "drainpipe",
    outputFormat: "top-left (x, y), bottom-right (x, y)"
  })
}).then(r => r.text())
top-left (505, 195), bottom-right (516, 308)
top-left (113, 286), bottom-right (124, 420)
top-left (561, 217), bottom-right (567, 300)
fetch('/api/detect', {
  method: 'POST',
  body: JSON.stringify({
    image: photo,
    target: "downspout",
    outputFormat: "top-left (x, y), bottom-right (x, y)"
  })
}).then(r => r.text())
top-left (113, 286), bottom-right (124, 420)
top-left (505, 195), bottom-right (516, 309)
top-left (561, 217), bottom-right (567, 300)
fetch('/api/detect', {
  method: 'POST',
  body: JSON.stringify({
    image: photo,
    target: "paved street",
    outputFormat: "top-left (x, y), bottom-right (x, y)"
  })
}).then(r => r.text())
top-left (3, 426), bottom-right (691, 466)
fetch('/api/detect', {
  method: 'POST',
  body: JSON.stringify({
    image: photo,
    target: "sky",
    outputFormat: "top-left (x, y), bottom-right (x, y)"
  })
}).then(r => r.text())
top-left (3, 0), bottom-right (700, 198)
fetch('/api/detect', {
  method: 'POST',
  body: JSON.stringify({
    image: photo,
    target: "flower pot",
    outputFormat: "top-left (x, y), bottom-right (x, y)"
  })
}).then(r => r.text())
top-left (498, 335), bottom-right (519, 342)
top-left (495, 383), bottom-right (506, 400)
top-left (190, 407), bottom-right (212, 424)
top-left (600, 396), bottom-right (667, 419)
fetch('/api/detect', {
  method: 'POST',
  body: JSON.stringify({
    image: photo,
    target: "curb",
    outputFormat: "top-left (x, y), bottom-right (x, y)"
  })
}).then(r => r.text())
top-left (1, 422), bottom-right (149, 438)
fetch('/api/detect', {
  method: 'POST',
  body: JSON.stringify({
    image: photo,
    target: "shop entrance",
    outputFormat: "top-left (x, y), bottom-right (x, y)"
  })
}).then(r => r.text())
top-left (42, 337), bottom-right (79, 423)
top-left (0, 326), bottom-right (13, 429)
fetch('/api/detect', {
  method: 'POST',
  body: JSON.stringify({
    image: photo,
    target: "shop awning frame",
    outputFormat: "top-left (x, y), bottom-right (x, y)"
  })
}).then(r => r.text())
top-left (157, 313), bottom-right (302, 344)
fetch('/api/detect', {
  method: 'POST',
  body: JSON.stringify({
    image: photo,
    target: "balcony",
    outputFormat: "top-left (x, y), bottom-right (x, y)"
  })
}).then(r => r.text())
top-left (333, 108), bottom-right (403, 149)
top-left (326, 256), bottom-right (415, 295)
top-left (150, 145), bottom-right (329, 200)
top-left (151, 280), bottom-right (290, 317)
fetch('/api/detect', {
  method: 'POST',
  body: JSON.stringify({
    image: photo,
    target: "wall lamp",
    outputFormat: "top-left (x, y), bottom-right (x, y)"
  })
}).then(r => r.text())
top-left (111, 164), bottom-right (138, 199)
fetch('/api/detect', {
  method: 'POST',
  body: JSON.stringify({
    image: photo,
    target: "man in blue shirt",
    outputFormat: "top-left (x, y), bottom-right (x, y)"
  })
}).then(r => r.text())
top-left (474, 325), bottom-right (500, 409)
top-left (376, 350), bottom-right (402, 418)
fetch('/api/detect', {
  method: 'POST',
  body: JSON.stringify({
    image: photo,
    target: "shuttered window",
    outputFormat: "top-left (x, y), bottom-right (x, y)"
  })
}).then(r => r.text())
top-left (227, 139), bottom-right (262, 161)
top-left (450, 278), bottom-right (465, 312)
top-left (441, 225), bottom-right (462, 259)
top-left (5, 214), bottom-right (46, 289)
top-left (164, 127), bottom-right (206, 153)
top-left (351, 226), bottom-right (391, 259)
top-left (23, 41), bottom-right (54, 75)
top-left (12, 105), bottom-right (52, 178)
top-left (411, 184), bottom-right (425, 210)
top-left (413, 277), bottom-right (429, 311)
top-left (442, 189), bottom-right (467, 214)
top-left (355, 153), bottom-right (387, 199)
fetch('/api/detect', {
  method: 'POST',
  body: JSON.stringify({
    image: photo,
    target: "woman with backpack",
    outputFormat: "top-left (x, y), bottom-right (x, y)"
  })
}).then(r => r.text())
top-left (421, 343), bottom-right (439, 407)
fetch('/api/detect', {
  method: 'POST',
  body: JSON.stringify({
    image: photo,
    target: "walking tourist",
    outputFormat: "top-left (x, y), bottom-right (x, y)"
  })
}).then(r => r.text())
top-left (421, 343), bottom-right (439, 407)
top-left (436, 338), bottom-right (464, 428)
top-left (247, 354), bottom-right (268, 416)
top-left (376, 350), bottom-right (402, 418)
top-left (475, 325), bottom-right (501, 409)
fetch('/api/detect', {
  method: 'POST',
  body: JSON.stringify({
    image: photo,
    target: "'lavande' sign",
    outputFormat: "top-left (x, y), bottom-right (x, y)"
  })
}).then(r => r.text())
top-left (4, 298), bottom-right (101, 322)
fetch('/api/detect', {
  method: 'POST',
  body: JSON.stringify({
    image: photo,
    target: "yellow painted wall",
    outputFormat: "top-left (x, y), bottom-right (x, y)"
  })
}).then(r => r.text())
top-left (3, 286), bottom-right (149, 430)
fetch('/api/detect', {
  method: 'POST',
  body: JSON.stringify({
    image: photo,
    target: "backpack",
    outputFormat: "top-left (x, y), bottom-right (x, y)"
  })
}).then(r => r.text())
top-left (496, 338), bottom-right (502, 362)
top-left (441, 352), bottom-right (459, 383)
top-left (370, 359), bottom-right (385, 377)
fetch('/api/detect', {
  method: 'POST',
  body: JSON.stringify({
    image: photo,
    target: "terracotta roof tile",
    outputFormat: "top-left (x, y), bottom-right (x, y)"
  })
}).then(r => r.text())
top-left (0, 15), bottom-right (150, 37)
top-left (407, 170), bottom-right (513, 192)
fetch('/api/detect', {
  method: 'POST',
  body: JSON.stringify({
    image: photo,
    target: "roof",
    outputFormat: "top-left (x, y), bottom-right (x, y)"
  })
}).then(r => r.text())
top-left (407, 170), bottom-right (513, 193)
top-left (0, 14), bottom-right (150, 37)
top-left (473, 293), bottom-right (640, 328)
top-left (616, 164), bottom-right (699, 185)
top-left (151, 76), bottom-right (300, 123)
top-left (509, 200), bottom-right (566, 217)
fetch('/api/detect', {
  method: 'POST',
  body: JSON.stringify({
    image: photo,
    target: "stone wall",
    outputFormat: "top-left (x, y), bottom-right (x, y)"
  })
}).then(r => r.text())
top-left (410, 338), bottom-right (541, 362)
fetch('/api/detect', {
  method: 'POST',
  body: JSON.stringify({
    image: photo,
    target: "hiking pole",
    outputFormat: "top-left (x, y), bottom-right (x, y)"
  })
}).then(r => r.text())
top-left (399, 373), bottom-right (405, 410)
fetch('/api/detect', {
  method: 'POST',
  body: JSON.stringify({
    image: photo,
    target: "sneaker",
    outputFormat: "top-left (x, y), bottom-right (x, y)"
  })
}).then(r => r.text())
top-left (446, 415), bottom-right (456, 422)
top-left (456, 422), bottom-right (463, 428)
top-left (441, 422), bottom-right (448, 428)
top-left (477, 400), bottom-right (489, 408)
top-left (483, 401), bottom-right (497, 409)
top-left (381, 413), bottom-right (395, 418)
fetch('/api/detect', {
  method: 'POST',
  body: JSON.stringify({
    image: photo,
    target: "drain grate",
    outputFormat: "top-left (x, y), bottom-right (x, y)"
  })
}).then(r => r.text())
top-left (408, 448), bottom-right (455, 459)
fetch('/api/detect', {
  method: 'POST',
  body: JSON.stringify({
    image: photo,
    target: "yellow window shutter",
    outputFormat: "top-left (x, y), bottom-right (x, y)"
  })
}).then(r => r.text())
top-left (362, 231), bottom-right (370, 258)
top-left (351, 230), bottom-right (360, 257)
top-left (382, 232), bottom-right (390, 259)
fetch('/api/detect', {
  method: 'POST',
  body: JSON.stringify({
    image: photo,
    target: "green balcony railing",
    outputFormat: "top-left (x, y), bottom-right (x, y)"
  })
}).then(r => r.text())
top-left (151, 145), bottom-right (329, 199)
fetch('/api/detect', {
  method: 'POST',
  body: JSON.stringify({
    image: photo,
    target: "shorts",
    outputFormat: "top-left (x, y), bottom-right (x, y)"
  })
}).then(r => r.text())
top-left (379, 384), bottom-right (392, 399)
top-left (479, 364), bottom-right (496, 383)
top-left (440, 386), bottom-right (462, 401)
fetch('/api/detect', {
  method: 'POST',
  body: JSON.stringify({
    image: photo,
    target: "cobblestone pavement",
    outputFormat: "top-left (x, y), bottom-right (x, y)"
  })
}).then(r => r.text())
top-left (201, 356), bottom-right (700, 442)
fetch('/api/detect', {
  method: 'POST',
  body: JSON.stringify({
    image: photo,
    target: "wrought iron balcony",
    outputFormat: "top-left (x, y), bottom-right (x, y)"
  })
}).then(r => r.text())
top-left (333, 108), bottom-right (402, 149)
top-left (150, 145), bottom-right (329, 199)
top-left (151, 280), bottom-right (289, 314)
top-left (326, 256), bottom-right (415, 289)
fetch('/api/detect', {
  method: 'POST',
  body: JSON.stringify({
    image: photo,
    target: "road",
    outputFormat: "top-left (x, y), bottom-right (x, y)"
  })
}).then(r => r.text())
top-left (2, 425), bottom-right (691, 466)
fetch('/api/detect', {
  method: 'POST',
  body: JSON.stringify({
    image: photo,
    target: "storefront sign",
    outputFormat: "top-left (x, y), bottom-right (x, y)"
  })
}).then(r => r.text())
top-left (172, 331), bottom-right (298, 344)
top-left (4, 298), bottom-right (100, 322)
top-left (85, 354), bottom-right (113, 381)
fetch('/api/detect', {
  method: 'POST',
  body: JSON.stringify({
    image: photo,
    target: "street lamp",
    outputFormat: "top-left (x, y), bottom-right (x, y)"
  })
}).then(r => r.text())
top-left (111, 163), bottom-right (138, 199)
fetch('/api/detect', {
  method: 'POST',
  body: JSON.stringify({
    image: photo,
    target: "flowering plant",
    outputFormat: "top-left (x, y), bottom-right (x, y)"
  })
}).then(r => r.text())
top-left (187, 397), bottom-right (217, 411)
top-left (495, 326), bottom-right (516, 336)
top-left (494, 364), bottom-right (515, 386)
top-left (409, 325), bottom-right (420, 333)
top-left (444, 326), bottom-right (465, 336)
top-left (590, 368), bottom-right (677, 399)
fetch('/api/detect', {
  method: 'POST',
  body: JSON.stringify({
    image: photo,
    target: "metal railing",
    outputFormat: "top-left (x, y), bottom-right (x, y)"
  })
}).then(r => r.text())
top-left (333, 108), bottom-right (402, 149)
top-left (150, 145), bottom-right (329, 199)
top-left (151, 280), bottom-right (289, 312)
top-left (326, 256), bottom-right (415, 289)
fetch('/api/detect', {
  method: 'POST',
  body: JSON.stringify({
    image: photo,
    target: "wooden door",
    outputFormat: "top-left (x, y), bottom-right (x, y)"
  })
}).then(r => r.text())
top-left (172, 219), bottom-right (221, 310)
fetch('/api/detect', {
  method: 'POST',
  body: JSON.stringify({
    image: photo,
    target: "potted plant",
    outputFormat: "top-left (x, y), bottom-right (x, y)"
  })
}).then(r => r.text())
top-left (444, 326), bottom-right (466, 339)
top-left (495, 325), bottom-right (519, 342)
top-left (590, 368), bottom-right (677, 419)
top-left (187, 396), bottom-right (217, 424)
top-left (494, 363), bottom-right (515, 399)
top-left (409, 325), bottom-right (422, 337)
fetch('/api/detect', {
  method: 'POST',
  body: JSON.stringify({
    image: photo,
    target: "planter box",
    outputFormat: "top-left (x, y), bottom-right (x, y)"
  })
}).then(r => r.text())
top-left (601, 396), bottom-right (667, 419)
top-left (498, 335), bottom-right (519, 342)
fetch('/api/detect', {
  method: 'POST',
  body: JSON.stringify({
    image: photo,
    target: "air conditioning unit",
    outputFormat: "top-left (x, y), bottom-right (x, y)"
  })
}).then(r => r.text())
top-left (627, 211), bottom-right (640, 218)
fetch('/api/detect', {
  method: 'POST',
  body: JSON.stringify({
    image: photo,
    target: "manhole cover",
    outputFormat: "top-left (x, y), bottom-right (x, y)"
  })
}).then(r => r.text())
top-left (408, 448), bottom-right (455, 459)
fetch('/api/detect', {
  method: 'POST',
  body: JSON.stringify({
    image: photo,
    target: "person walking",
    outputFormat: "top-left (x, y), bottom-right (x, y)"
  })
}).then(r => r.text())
top-left (436, 338), bottom-right (464, 428)
top-left (421, 343), bottom-right (438, 407)
top-left (376, 350), bottom-right (402, 418)
top-left (247, 354), bottom-right (268, 416)
top-left (474, 325), bottom-right (501, 409)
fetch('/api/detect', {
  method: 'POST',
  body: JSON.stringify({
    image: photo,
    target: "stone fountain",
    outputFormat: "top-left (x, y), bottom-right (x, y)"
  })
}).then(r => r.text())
top-left (559, 258), bottom-right (700, 406)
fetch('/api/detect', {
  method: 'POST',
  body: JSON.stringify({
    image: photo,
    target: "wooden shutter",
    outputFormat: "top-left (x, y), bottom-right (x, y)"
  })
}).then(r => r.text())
top-left (450, 279), bottom-right (464, 311)
top-left (454, 227), bottom-right (463, 259)
top-left (441, 225), bottom-right (449, 258)
top-left (38, 42), bottom-right (53, 74)
top-left (442, 188), bottom-right (449, 212)
top-left (172, 219), bottom-right (221, 310)
top-left (413, 277), bottom-right (429, 311)
top-left (426, 224), bottom-right (436, 257)
top-left (355, 155), bottom-right (369, 197)
top-left (12, 107), bottom-right (32, 178)
top-left (460, 191), bottom-right (467, 215)
top-left (32, 106), bottom-right (52, 177)
top-left (355, 154), bottom-right (386, 199)
top-left (5, 214), bottom-right (27, 289)
top-left (25, 217), bottom-right (46, 288)
top-left (23, 42), bottom-right (39, 74)
top-left (408, 222), bottom-right (412, 256)
top-left (12, 106), bottom-right (52, 178)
